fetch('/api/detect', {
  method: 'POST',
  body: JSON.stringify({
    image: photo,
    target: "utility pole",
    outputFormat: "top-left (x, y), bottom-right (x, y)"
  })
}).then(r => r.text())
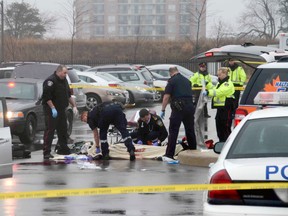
top-left (0, 1), bottom-right (3, 63)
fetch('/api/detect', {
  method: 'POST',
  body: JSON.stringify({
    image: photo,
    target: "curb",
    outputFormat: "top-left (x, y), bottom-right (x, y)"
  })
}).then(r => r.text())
top-left (177, 149), bottom-right (219, 167)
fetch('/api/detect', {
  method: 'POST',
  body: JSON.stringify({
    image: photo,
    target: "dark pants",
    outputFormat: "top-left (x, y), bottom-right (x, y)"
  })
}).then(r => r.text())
top-left (165, 102), bottom-right (197, 158)
top-left (233, 90), bottom-right (241, 111)
top-left (43, 106), bottom-right (68, 155)
top-left (98, 105), bottom-right (135, 156)
top-left (215, 107), bottom-right (233, 142)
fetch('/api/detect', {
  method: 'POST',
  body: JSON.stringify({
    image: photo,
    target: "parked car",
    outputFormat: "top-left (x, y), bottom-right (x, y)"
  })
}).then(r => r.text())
top-left (0, 67), bottom-right (15, 79)
top-left (11, 63), bottom-right (87, 111)
top-left (67, 64), bottom-right (92, 72)
top-left (86, 64), bottom-right (155, 86)
top-left (0, 78), bottom-right (74, 144)
top-left (77, 71), bottom-right (155, 104)
top-left (147, 64), bottom-right (218, 85)
top-left (86, 64), bottom-right (159, 101)
top-left (0, 97), bottom-right (13, 179)
top-left (147, 64), bottom-right (193, 79)
top-left (204, 105), bottom-right (288, 216)
top-left (80, 81), bottom-right (128, 110)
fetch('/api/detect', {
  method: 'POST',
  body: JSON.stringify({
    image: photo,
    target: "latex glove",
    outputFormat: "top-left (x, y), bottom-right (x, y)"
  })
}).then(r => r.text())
top-left (202, 90), bottom-right (208, 96)
top-left (160, 111), bottom-right (165, 119)
top-left (137, 140), bottom-right (143, 145)
top-left (73, 107), bottom-right (79, 117)
top-left (152, 141), bottom-right (159, 146)
top-left (51, 108), bottom-right (58, 118)
top-left (95, 147), bottom-right (101, 154)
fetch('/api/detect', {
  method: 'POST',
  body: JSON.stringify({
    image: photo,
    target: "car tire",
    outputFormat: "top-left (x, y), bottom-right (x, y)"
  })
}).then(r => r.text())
top-left (66, 110), bottom-right (73, 137)
top-left (128, 91), bottom-right (135, 104)
top-left (154, 88), bottom-right (162, 102)
top-left (19, 114), bottom-right (36, 144)
top-left (86, 93), bottom-right (102, 110)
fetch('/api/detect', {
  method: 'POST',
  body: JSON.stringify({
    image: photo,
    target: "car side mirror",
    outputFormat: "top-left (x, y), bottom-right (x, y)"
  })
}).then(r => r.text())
top-left (213, 142), bottom-right (225, 154)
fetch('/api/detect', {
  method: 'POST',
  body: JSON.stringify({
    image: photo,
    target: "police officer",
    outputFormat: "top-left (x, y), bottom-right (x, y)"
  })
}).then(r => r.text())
top-left (42, 65), bottom-right (78, 159)
top-left (160, 66), bottom-right (197, 161)
top-left (190, 62), bottom-right (214, 117)
top-left (80, 101), bottom-right (136, 161)
top-left (131, 108), bottom-right (168, 146)
top-left (227, 58), bottom-right (247, 112)
top-left (203, 67), bottom-right (235, 142)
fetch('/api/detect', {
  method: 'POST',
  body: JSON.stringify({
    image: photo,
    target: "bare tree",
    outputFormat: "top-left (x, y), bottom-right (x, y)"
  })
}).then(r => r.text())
top-left (238, 0), bottom-right (282, 40)
top-left (60, 0), bottom-right (90, 63)
top-left (181, 0), bottom-right (207, 55)
top-left (210, 18), bottom-right (233, 47)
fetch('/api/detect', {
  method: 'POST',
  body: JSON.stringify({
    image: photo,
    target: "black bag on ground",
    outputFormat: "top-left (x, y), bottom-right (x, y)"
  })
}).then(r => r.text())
top-left (12, 144), bottom-right (31, 159)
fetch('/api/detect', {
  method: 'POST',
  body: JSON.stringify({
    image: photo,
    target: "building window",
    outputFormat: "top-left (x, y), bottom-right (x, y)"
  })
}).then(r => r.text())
top-left (168, 15), bottom-right (176, 22)
top-left (156, 26), bottom-right (165, 35)
top-left (118, 5), bottom-right (129, 13)
top-left (156, 4), bottom-right (165, 13)
top-left (108, 26), bottom-right (116, 33)
top-left (93, 15), bottom-right (104, 24)
top-left (95, 26), bottom-right (104, 35)
top-left (156, 15), bottom-right (165, 24)
top-left (168, 4), bottom-right (176, 12)
top-left (108, 16), bottom-right (116, 23)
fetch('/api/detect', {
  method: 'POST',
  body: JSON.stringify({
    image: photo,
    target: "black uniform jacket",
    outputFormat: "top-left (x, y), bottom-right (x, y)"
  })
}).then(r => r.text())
top-left (42, 72), bottom-right (71, 110)
top-left (137, 114), bottom-right (168, 142)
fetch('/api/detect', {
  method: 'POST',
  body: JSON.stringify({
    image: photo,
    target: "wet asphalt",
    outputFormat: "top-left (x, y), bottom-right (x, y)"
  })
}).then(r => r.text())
top-left (0, 102), bottom-right (214, 216)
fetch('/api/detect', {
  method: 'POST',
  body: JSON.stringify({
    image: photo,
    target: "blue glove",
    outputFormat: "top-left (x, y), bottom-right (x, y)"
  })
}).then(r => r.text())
top-left (202, 91), bottom-right (208, 96)
top-left (96, 147), bottom-right (101, 154)
top-left (152, 141), bottom-right (159, 146)
top-left (51, 108), bottom-right (58, 118)
top-left (137, 140), bottom-right (143, 145)
top-left (160, 111), bottom-right (165, 119)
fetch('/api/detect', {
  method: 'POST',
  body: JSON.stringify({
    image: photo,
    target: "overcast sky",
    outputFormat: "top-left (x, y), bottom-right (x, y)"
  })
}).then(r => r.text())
top-left (5, 0), bottom-right (246, 38)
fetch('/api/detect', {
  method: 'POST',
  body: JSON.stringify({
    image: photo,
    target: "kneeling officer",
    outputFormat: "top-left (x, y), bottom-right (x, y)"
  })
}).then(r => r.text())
top-left (81, 102), bottom-right (136, 161)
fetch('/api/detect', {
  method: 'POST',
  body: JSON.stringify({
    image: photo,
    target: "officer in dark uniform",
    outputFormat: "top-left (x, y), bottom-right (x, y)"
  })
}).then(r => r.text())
top-left (80, 101), bottom-right (136, 161)
top-left (42, 65), bottom-right (78, 159)
top-left (160, 66), bottom-right (197, 161)
top-left (130, 108), bottom-right (168, 146)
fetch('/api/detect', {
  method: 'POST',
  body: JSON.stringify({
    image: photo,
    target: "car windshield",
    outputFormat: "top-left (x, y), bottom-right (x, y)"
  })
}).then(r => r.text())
top-left (96, 73), bottom-right (124, 83)
top-left (0, 82), bottom-right (35, 100)
top-left (227, 117), bottom-right (288, 158)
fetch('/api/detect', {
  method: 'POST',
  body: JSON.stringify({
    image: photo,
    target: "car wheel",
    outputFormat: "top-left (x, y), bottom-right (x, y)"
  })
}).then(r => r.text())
top-left (19, 114), bottom-right (36, 144)
top-left (86, 93), bottom-right (102, 110)
top-left (66, 110), bottom-right (73, 137)
top-left (128, 91), bottom-right (135, 104)
top-left (154, 89), bottom-right (162, 102)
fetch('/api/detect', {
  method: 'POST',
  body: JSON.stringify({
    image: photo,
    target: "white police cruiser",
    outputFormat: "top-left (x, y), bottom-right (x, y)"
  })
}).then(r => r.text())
top-left (203, 92), bottom-right (288, 216)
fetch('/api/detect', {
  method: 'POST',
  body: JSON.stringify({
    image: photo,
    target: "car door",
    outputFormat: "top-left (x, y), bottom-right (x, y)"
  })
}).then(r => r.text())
top-left (0, 97), bottom-right (13, 179)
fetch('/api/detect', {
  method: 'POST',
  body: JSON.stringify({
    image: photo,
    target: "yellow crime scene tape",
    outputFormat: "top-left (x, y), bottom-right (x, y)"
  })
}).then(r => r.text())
top-left (1, 182), bottom-right (287, 200)
top-left (70, 84), bottom-right (245, 92)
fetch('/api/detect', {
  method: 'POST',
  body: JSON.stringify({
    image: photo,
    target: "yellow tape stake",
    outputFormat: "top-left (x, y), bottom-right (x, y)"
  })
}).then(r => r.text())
top-left (0, 183), bottom-right (287, 200)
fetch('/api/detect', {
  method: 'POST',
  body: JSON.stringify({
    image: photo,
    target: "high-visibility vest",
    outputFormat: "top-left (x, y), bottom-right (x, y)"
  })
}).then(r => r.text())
top-left (189, 72), bottom-right (213, 90)
top-left (208, 80), bottom-right (235, 107)
top-left (228, 66), bottom-right (246, 86)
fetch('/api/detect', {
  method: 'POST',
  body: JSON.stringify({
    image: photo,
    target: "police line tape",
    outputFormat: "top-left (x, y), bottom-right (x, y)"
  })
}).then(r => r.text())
top-left (0, 182), bottom-right (287, 200)
top-left (69, 84), bottom-right (245, 92)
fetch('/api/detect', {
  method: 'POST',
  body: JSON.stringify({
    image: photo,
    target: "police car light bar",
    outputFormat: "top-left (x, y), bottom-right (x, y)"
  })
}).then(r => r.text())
top-left (254, 92), bottom-right (288, 105)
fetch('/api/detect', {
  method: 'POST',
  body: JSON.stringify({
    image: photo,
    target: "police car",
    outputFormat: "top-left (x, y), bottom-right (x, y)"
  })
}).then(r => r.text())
top-left (203, 94), bottom-right (288, 216)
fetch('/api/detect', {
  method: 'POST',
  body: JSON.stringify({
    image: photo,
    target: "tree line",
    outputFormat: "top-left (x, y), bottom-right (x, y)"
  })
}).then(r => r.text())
top-left (1, 1), bottom-right (288, 64)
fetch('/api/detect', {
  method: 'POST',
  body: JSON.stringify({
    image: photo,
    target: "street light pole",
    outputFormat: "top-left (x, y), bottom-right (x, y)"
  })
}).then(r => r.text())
top-left (0, 1), bottom-right (4, 63)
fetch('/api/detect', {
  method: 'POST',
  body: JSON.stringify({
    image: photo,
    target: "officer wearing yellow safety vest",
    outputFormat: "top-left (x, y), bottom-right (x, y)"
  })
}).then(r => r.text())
top-left (190, 62), bottom-right (214, 118)
top-left (227, 58), bottom-right (247, 113)
top-left (203, 67), bottom-right (235, 142)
